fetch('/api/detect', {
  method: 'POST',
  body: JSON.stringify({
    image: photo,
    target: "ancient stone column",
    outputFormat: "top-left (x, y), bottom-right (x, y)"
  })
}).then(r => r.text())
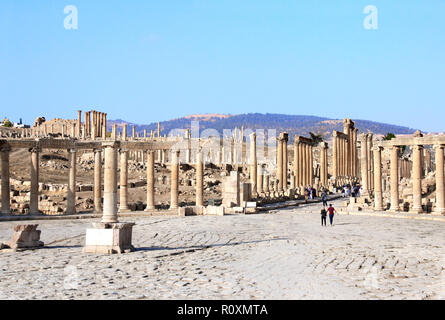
top-left (29, 147), bottom-right (40, 215)
top-left (249, 132), bottom-right (257, 196)
top-left (389, 146), bottom-right (400, 212)
top-left (282, 134), bottom-right (288, 191)
top-left (66, 149), bottom-right (77, 214)
top-left (277, 138), bottom-right (283, 191)
top-left (434, 145), bottom-right (445, 215)
top-left (196, 149), bottom-right (204, 207)
top-left (170, 151), bottom-right (180, 209)
top-left (157, 122), bottom-right (161, 137)
top-left (360, 133), bottom-right (369, 196)
top-left (332, 133), bottom-right (338, 178)
top-left (305, 143), bottom-right (310, 186)
top-left (308, 145), bottom-right (313, 186)
top-left (93, 149), bottom-right (102, 213)
top-left (367, 134), bottom-right (374, 191)
top-left (373, 146), bottom-right (384, 211)
top-left (119, 149), bottom-right (130, 212)
top-left (122, 124), bottom-right (127, 141)
top-left (294, 140), bottom-right (300, 187)
top-left (145, 151), bottom-right (155, 211)
top-left (102, 144), bottom-right (118, 223)
top-left (320, 142), bottom-right (327, 187)
top-left (301, 143), bottom-right (307, 187)
top-left (263, 172), bottom-right (270, 194)
top-left (257, 164), bottom-right (264, 194)
top-left (411, 145), bottom-right (423, 213)
top-left (77, 110), bottom-right (82, 137)
top-left (298, 142), bottom-right (304, 187)
top-left (1, 146), bottom-right (11, 214)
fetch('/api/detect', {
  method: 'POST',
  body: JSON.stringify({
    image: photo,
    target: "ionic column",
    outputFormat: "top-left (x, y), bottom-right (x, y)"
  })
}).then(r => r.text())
top-left (373, 146), bottom-right (384, 211)
top-left (301, 143), bottom-right (307, 187)
top-left (294, 140), bottom-right (300, 187)
top-left (29, 147), bottom-right (40, 215)
top-left (119, 149), bottom-right (130, 212)
top-left (309, 145), bottom-right (313, 186)
top-left (170, 151), bottom-right (180, 209)
top-left (411, 145), bottom-right (423, 213)
top-left (102, 144), bottom-right (118, 223)
top-left (257, 164), bottom-right (264, 194)
top-left (282, 135), bottom-right (288, 191)
top-left (145, 151), bottom-right (155, 211)
top-left (320, 143), bottom-right (327, 187)
top-left (332, 133), bottom-right (338, 178)
top-left (263, 172), bottom-right (270, 194)
top-left (196, 149), bottom-right (203, 207)
top-left (249, 133), bottom-right (257, 196)
top-left (389, 146), bottom-right (400, 212)
top-left (77, 110), bottom-right (82, 137)
top-left (367, 134), bottom-right (373, 191)
top-left (434, 145), bottom-right (445, 215)
top-left (93, 149), bottom-right (102, 213)
top-left (277, 138), bottom-right (283, 191)
top-left (1, 146), bottom-right (11, 214)
top-left (305, 143), bottom-right (310, 186)
top-left (360, 133), bottom-right (369, 196)
top-left (122, 124), bottom-right (127, 141)
top-left (298, 142), bottom-right (305, 188)
top-left (66, 149), bottom-right (77, 214)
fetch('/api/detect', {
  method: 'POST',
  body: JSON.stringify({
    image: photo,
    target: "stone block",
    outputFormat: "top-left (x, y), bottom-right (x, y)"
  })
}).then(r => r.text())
top-left (2, 224), bottom-right (44, 250)
top-left (83, 222), bottom-right (135, 254)
top-left (203, 206), bottom-right (225, 216)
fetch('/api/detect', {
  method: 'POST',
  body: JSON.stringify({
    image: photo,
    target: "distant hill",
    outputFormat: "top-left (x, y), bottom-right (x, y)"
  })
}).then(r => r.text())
top-left (108, 113), bottom-right (417, 142)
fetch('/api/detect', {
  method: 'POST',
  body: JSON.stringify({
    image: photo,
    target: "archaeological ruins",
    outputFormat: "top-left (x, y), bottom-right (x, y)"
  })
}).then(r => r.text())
top-left (0, 111), bottom-right (444, 253)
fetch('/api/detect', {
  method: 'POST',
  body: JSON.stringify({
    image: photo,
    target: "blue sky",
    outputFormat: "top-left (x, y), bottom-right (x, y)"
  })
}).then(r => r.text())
top-left (1, 1), bottom-right (444, 132)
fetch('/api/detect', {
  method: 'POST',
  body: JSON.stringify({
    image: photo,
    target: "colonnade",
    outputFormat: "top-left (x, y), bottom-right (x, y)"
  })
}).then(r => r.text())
top-left (371, 132), bottom-right (445, 215)
top-left (293, 135), bottom-right (314, 189)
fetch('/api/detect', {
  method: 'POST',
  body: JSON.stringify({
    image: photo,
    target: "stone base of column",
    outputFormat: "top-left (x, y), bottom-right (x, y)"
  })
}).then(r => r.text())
top-left (409, 207), bottom-right (423, 214)
top-left (144, 206), bottom-right (155, 212)
top-left (83, 222), bottom-right (135, 254)
top-left (388, 206), bottom-right (400, 213)
top-left (373, 206), bottom-right (384, 212)
top-left (431, 208), bottom-right (445, 215)
top-left (118, 206), bottom-right (131, 213)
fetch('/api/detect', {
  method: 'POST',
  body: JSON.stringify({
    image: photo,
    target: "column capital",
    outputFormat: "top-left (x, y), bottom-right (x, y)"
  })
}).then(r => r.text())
top-left (93, 148), bottom-right (102, 153)
top-left (102, 141), bottom-right (120, 149)
top-left (433, 144), bottom-right (445, 150)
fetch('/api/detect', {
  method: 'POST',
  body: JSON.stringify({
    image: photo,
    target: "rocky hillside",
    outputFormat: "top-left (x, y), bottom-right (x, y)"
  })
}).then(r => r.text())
top-left (108, 113), bottom-right (417, 141)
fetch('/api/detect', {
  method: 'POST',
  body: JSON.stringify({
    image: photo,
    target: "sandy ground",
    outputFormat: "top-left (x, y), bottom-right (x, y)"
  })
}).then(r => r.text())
top-left (0, 199), bottom-right (444, 300)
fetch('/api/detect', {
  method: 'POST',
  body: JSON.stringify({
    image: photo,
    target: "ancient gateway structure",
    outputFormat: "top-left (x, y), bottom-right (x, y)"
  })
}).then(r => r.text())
top-left (0, 113), bottom-right (443, 252)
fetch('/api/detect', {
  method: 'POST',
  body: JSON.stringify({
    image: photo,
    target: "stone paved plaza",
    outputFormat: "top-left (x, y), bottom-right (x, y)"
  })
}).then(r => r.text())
top-left (0, 199), bottom-right (444, 300)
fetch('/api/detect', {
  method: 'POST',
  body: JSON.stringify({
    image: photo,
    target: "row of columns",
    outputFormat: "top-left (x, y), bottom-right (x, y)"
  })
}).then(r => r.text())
top-left (293, 137), bottom-right (314, 188)
top-left (372, 144), bottom-right (445, 215)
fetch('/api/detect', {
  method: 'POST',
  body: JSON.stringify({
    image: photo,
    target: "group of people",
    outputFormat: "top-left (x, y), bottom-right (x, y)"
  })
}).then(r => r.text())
top-left (303, 186), bottom-right (317, 202)
top-left (320, 203), bottom-right (336, 226)
top-left (335, 183), bottom-right (362, 198)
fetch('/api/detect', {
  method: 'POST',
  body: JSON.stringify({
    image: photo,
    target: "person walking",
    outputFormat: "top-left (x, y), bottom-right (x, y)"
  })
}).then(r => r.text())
top-left (320, 207), bottom-right (327, 226)
top-left (327, 204), bottom-right (336, 226)
top-left (321, 190), bottom-right (328, 207)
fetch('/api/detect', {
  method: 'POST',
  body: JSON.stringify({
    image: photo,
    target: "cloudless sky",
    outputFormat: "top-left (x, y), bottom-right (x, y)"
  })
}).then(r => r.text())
top-left (1, 1), bottom-right (444, 132)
